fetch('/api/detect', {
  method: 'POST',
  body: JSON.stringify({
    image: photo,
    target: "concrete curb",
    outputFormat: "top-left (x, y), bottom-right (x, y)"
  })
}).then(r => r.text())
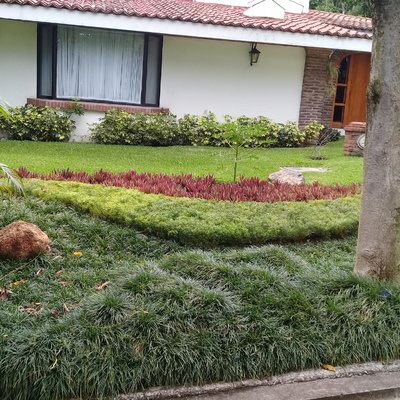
top-left (115, 360), bottom-right (400, 400)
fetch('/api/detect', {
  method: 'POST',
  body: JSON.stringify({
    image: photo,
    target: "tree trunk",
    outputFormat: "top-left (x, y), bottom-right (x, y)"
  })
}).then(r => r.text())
top-left (354, 0), bottom-right (400, 281)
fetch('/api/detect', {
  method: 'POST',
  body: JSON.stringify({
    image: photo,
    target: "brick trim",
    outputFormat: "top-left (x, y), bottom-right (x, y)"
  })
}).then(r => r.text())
top-left (344, 122), bottom-right (365, 156)
top-left (298, 47), bottom-right (334, 130)
top-left (27, 98), bottom-right (168, 114)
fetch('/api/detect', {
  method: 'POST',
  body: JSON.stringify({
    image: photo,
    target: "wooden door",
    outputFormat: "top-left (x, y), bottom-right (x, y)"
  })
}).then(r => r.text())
top-left (331, 53), bottom-right (371, 128)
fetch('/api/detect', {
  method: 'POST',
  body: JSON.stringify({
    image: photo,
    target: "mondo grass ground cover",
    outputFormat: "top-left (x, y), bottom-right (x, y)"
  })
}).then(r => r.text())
top-left (0, 138), bottom-right (362, 185)
top-left (25, 180), bottom-right (361, 246)
top-left (1, 196), bottom-right (400, 400)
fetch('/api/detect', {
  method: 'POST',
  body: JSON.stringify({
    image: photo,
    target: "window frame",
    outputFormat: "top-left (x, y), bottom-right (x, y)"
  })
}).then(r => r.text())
top-left (37, 23), bottom-right (163, 107)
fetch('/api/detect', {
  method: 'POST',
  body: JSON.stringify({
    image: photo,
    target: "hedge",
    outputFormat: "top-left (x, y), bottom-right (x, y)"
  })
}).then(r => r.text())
top-left (26, 180), bottom-right (361, 247)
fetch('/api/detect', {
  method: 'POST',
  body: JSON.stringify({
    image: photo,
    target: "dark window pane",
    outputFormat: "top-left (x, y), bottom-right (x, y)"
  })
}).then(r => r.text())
top-left (333, 105), bottom-right (344, 122)
top-left (145, 36), bottom-right (162, 105)
top-left (335, 86), bottom-right (346, 104)
top-left (38, 25), bottom-right (53, 97)
top-left (338, 56), bottom-right (350, 84)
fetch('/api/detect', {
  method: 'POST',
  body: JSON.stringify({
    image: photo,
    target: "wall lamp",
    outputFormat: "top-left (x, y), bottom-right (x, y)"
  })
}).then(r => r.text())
top-left (249, 43), bottom-right (261, 66)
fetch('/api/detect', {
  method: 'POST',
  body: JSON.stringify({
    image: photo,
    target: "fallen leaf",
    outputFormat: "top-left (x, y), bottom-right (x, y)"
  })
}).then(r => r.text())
top-left (50, 358), bottom-right (58, 369)
top-left (9, 279), bottom-right (27, 287)
top-left (73, 251), bottom-right (83, 256)
top-left (18, 304), bottom-right (44, 315)
top-left (62, 303), bottom-right (70, 313)
top-left (56, 270), bottom-right (63, 275)
top-left (52, 255), bottom-right (62, 260)
top-left (322, 364), bottom-right (336, 372)
top-left (60, 281), bottom-right (69, 287)
top-left (0, 286), bottom-right (12, 301)
top-left (36, 269), bottom-right (43, 276)
top-left (51, 310), bottom-right (60, 317)
top-left (96, 281), bottom-right (111, 290)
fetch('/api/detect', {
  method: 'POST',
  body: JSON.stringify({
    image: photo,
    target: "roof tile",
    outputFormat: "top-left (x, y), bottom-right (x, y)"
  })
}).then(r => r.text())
top-left (0, 0), bottom-right (373, 39)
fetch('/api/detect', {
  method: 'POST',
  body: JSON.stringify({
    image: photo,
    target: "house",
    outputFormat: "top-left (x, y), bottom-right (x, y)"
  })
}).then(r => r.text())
top-left (0, 0), bottom-right (372, 141)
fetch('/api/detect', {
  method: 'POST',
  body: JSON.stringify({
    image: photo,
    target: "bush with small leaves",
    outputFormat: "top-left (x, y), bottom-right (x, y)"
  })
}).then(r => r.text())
top-left (0, 104), bottom-right (80, 142)
top-left (91, 110), bottom-right (324, 148)
top-left (90, 110), bottom-right (182, 146)
top-left (178, 112), bottom-right (224, 146)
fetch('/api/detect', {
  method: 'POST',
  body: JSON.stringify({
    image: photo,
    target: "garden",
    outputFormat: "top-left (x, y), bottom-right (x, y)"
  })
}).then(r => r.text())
top-left (1, 106), bottom-right (399, 400)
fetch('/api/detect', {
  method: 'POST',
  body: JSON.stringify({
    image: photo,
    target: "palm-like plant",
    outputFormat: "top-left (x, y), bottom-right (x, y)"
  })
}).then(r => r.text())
top-left (0, 163), bottom-right (24, 196)
top-left (0, 97), bottom-right (11, 119)
top-left (0, 97), bottom-right (24, 196)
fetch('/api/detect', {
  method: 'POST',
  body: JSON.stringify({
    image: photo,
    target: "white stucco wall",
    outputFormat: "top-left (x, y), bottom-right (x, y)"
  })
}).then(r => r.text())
top-left (0, 19), bottom-right (37, 106)
top-left (70, 111), bottom-right (104, 142)
top-left (0, 18), bottom-right (306, 141)
top-left (160, 36), bottom-right (306, 122)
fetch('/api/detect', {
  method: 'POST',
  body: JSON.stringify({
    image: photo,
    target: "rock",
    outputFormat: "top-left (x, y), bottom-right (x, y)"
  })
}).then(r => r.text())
top-left (0, 221), bottom-right (51, 260)
top-left (269, 169), bottom-right (305, 185)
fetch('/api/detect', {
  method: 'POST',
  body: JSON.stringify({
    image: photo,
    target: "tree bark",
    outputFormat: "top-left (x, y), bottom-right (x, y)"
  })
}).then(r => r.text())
top-left (354, 0), bottom-right (400, 281)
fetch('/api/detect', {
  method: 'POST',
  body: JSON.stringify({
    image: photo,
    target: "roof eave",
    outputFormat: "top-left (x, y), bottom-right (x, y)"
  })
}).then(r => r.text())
top-left (0, 3), bottom-right (372, 52)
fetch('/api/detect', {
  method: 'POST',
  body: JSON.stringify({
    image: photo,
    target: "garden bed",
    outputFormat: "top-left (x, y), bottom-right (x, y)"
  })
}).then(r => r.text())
top-left (1, 196), bottom-right (399, 400)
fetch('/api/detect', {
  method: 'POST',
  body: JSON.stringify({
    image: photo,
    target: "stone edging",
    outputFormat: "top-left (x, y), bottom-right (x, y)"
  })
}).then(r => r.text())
top-left (115, 360), bottom-right (400, 400)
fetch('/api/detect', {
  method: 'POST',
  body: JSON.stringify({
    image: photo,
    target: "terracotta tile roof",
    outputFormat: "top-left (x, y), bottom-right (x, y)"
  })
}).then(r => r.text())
top-left (0, 0), bottom-right (373, 39)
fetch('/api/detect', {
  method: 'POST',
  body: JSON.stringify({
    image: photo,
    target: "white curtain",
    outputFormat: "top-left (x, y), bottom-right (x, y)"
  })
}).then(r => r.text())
top-left (57, 26), bottom-right (144, 103)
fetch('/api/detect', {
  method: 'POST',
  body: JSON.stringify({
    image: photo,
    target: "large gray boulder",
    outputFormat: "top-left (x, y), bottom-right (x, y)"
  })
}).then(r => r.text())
top-left (0, 221), bottom-right (51, 260)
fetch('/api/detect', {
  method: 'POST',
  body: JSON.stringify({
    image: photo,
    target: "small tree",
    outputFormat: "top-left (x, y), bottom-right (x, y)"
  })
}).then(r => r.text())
top-left (216, 116), bottom-right (277, 182)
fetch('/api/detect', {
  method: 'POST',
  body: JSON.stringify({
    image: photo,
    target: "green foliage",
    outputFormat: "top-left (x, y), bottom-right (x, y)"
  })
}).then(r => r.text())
top-left (26, 180), bottom-right (361, 246)
top-left (215, 116), bottom-right (278, 181)
top-left (90, 110), bottom-right (323, 148)
top-left (2, 196), bottom-right (400, 400)
top-left (178, 112), bottom-right (224, 146)
top-left (0, 163), bottom-right (24, 197)
top-left (89, 110), bottom-right (183, 146)
top-left (0, 97), bottom-right (12, 120)
top-left (0, 100), bottom-right (24, 197)
top-left (303, 121), bottom-right (326, 143)
top-left (310, 0), bottom-right (370, 16)
top-left (0, 104), bottom-right (80, 142)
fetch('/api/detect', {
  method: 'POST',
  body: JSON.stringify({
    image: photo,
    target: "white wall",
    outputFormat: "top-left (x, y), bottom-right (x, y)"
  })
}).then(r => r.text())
top-left (70, 111), bottom-right (104, 142)
top-left (0, 19), bottom-right (306, 141)
top-left (0, 19), bottom-right (37, 106)
top-left (160, 36), bottom-right (306, 122)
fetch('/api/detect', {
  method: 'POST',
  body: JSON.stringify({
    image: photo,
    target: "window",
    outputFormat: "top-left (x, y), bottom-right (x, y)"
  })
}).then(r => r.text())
top-left (38, 24), bottom-right (162, 106)
top-left (332, 56), bottom-right (350, 126)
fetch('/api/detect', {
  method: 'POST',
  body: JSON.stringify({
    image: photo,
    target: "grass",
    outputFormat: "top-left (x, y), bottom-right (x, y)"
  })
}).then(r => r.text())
top-left (0, 139), bottom-right (363, 185)
top-left (1, 196), bottom-right (400, 400)
top-left (0, 139), bottom-right (372, 400)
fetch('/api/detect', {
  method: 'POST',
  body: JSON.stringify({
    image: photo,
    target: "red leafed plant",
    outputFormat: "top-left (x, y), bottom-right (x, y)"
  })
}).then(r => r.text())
top-left (17, 167), bottom-right (361, 203)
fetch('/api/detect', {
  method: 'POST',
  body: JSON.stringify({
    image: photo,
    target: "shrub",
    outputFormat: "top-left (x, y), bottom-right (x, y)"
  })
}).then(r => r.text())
top-left (91, 111), bottom-right (324, 148)
top-left (89, 110), bottom-right (182, 146)
top-left (26, 180), bottom-right (361, 246)
top-left (178, 112), bottom-right (224, 146)
top-left (0, 104), bottom-right (80, 142)
top-left (17, 168), bottom-right (361, 203)
top-left (303, 121), bottom-right (327, 143)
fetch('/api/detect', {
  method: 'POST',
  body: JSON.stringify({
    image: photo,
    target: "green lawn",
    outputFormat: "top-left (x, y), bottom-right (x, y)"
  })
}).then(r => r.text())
top-left (0, 139), bottom-right (363, 185)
